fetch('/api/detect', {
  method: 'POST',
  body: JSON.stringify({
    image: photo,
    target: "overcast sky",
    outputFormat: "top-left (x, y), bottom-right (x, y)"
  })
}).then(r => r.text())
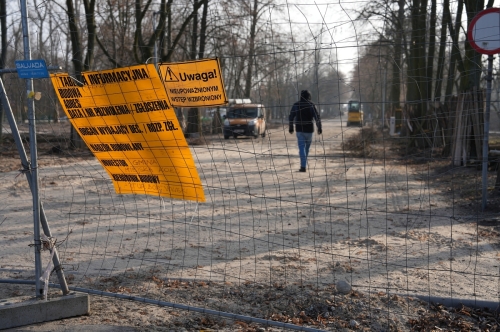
top-left (282, 0), bottom-right (500, 77)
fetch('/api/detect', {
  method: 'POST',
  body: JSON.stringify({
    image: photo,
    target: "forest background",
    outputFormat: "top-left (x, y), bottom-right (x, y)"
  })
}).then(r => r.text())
top-left (0, 0), bottom-right (500, 144)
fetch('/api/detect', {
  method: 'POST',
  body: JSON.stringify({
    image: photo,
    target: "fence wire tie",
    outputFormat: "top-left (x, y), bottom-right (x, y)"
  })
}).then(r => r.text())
top-left (40, 234), bottom-right (56, 252)
top-left (15, 165), bottom-right (31, 179)
top-left (39, 234), bottom-right (56, 300)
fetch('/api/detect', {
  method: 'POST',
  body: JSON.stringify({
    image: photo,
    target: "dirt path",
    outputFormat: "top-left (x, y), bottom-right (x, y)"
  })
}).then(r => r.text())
top-left (1, 120), bottom-right (499, 331)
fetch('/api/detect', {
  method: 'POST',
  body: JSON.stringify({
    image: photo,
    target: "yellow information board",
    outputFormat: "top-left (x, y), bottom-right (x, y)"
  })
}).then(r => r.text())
top-left (158, 58), bottom-right (227, 107)
top-left (50, 64), bottom-right (205, 202)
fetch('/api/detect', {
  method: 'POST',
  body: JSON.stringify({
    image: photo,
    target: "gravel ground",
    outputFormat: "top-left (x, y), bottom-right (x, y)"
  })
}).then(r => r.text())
top-left (1, 124), bottom-right (500, 331)
top-left (2, 275), bottom-right (499, 331)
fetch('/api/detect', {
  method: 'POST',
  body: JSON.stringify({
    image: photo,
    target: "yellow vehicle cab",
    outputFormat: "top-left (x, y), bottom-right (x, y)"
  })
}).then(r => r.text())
top-left (347, 100), bottom-right (363, 127)
top-left (223, 103), bottom-right (267, 139)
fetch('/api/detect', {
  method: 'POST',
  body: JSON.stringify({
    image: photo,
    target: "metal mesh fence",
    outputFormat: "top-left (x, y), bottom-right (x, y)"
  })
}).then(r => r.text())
top-left (1, 1), bottom-right (499, 331)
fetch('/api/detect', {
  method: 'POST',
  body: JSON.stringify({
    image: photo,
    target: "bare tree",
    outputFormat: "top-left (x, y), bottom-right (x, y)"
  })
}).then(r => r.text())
top-left (133, 0), bottom-right (164, 63)
top-left (243, 0), bottom-right (258, 98)
top-left (198, 0), bottom-right (208, 59)
top-left (425, 0), bottom-right (437, 102)
top-left (217, 0), bottom-right (275, 99)
top-left (460, 0), bottom-right (494, 90)
top-left (130, 0), bottom-right (207, 64)
top-left (351, 41), bottom-right (389, 121)
top-left (389, 0), bottom-right (405, 113)
top-left (405, 0), bottom-right (428, 119)
top-left (433, 0), bottom-right (449, 102)
top-left (65, 0), bottom-right (96, 77)
top-left (32, 0), bottom-right (63, 122)
top-left (357, 0), bottom-right (405, 113)
top-left (64, 0), bottom-right (96, 148)
top-left (185, 0), bottom-right (211, 137)
top-left (443, 0), bottom-right (464, 101)
top-left (94, 0), bottom-right (135, 67)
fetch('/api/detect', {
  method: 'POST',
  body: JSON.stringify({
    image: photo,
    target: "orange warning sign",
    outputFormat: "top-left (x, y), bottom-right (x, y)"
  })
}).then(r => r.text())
top-left (50, 64), bottom-right (205, 202)
top-left (158, 58), bottom-right (227, 107)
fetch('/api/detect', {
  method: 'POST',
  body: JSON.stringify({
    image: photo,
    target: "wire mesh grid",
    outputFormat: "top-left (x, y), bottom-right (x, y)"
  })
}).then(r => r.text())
top-left (1, 0), bottom-right (500, 331)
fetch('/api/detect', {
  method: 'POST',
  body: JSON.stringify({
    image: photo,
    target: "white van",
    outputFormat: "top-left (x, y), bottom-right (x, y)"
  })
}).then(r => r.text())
top-left (223, 103), bottom-right (267, 139)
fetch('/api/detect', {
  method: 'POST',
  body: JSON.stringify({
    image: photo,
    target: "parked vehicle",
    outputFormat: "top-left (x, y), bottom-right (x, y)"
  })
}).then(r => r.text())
top-left (347, 100), bottom-right (363, 127)
top-left (223, 103), bottom-right (267, 139)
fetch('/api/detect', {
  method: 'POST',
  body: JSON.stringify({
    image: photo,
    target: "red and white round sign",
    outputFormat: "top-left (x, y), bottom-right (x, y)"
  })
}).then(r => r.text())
top-left (468, 7), bottom-right (500, 55)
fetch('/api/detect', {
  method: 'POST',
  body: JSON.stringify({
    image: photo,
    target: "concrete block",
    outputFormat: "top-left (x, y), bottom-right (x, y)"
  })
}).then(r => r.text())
top-left (0, 292), bottom-right (89, 329)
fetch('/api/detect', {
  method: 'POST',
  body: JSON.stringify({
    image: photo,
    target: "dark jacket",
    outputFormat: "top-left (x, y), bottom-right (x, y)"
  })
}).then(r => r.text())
top-left (289, 98), bottom-right (322, 133)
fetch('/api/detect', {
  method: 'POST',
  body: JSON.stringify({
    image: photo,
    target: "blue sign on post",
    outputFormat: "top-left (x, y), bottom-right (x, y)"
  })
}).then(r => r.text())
top-left (15, 59), bottom-right (50, 79)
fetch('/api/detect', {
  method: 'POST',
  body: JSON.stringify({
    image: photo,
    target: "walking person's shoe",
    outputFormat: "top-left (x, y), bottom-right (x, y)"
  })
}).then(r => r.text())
top-left (299, 167), bottom-right (306, 172)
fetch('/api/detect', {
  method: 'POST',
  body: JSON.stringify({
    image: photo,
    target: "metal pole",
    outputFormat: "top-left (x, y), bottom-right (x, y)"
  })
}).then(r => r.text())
top-left (20, 0), bottom-right (43, 297)
top-left (482, 54), bottom-right (493, 211)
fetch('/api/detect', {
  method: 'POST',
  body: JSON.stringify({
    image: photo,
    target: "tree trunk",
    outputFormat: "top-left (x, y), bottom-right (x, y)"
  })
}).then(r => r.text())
top-left (190, 0), bottom-right (198, 60)
top-left (405, 0), bottom-right (432, 145)
top-left (243, 0), bottom-right (258, 98)
top-left (406, 0), bottom-right (428, 119)
top-left (187, 107), bottom-right (201, 136)
top-left (198, 0), bottom-right (208, 59)
top-left (159, 0), bottom-right (173, 60)
top-left (65, 0), bottom-right (96, 149)
top-left (389, 0), bottom-right (405, 113)
top-left (66, 0), bottom-right (83, 78)
top-left (444, 0), bottom-right (463, 101)
top-left (417, 0), bottom-right (428, 115)
top-left (161, 0), bottom-right (207, 62)
top-left (212, 107), bottom-right (222, 134)
top-left (459, 0), bottom-right (495, 91)
top-left (83, 0), bottom-right (96, 71)
top-left (461, 0), bottom-right (485, 90)
top-left (426, 0), bottom-right (437, 101)
top-left (66, 0), bottom-right (85, 148)
top-left (434, 0), bottom-right (449, 101)
top-left (133, 0), bottom-right (167, 63)
top-left (186, 0), bottom-right (200, 137)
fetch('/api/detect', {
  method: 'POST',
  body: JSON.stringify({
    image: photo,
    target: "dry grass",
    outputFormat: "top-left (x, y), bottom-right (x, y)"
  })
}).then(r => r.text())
top-left (340, 126), bottom-right (385, 158)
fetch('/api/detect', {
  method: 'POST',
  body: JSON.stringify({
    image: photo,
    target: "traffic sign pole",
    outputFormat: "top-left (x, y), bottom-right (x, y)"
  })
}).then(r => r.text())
top-left (20, 0), bottom-right (43, 298)
top-left (467, 7), bottom-right (500, 210)
top-left (482, 54), bottom-right (493, 211)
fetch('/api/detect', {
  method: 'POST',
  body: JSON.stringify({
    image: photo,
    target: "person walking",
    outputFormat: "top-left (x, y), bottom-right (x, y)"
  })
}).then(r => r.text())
top-left (288, 90), bottom-right (322, 172)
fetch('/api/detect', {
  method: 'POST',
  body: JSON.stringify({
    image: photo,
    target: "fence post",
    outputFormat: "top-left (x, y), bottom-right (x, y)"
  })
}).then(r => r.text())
top-left (19, 0), bottom-right (44, 298)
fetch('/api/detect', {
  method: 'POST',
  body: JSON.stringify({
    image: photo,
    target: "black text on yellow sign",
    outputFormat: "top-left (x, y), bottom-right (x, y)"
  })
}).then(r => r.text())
top-left (50, 64), bottom-right (205, 202)
top-left (158, 58), bottom-right (228, 107)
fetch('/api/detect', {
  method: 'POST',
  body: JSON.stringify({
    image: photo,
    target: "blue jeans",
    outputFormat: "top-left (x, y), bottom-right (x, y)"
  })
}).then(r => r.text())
top-left (296, 131), bottom-right (313, 168)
